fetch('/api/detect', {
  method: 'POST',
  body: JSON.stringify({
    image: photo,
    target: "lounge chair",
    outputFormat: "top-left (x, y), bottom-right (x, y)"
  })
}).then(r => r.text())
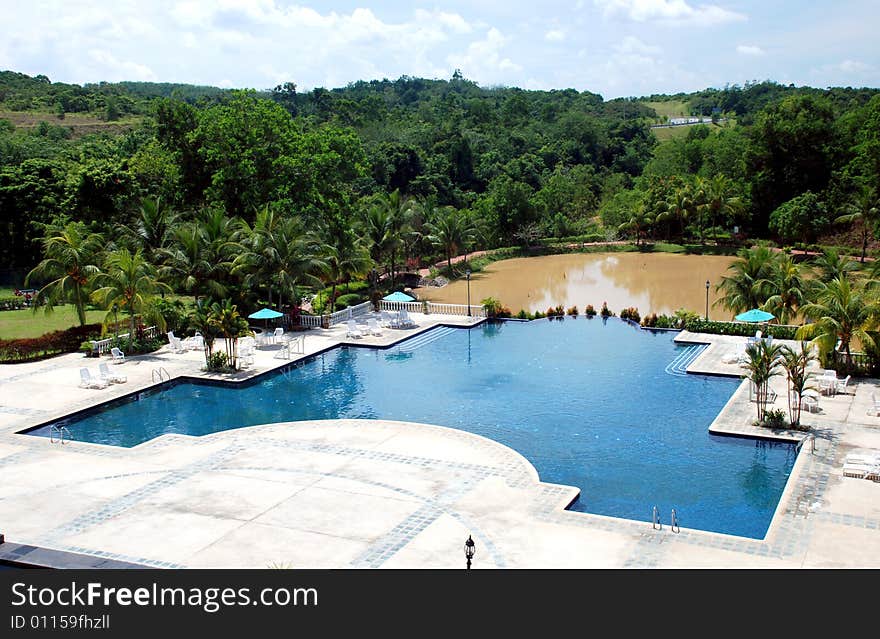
top-left (98, 362), bottom-right (126, 384)
top-left (367, 318), bottom-right (383, 336)
top-left (110, 347), bottom-right (125, 363)
top-left (80, 367), bottom-right (108, 389)
top-left (835, 375), bottom-right (852, 395)
top-left (273, 327), bottom-right (286, 343)
top-left (398, 309), bottom-right (415, 328)
top-left (380, 311), bottom-right (398, 328)
top-left (800, 393), bottom-right (820, 414)
top-left (346, 319), bottom-right (364, 338)
top-left (184, 333), bottom-right (204, 351)
top-left (722, 348), bottom-right (746, 364)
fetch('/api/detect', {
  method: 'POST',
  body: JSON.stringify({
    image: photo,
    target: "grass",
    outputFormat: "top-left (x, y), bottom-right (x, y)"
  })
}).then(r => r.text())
top-left (643, 100), bottom-right (690, 120)
top-left (0, 305), bottom-right (109, 339)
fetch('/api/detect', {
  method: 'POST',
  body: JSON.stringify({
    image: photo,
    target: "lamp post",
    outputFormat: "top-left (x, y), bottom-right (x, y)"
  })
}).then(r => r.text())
top-left (464, 534), bottom-right (475, 570)
top-left (466, 270), bottom-right (471, 316)
top-left (705, 280), bottom-right (710, 321)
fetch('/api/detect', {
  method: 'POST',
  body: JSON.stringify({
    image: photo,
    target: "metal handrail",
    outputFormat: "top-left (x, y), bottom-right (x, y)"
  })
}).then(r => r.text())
top-left (652, 505), bottom-right (662, 530)
top-left (49, 424), bottom-right (72, 445)
top-left (671, 508), bottom-right (680, 533)
top-left (151, 367), bottom-right (171, 383)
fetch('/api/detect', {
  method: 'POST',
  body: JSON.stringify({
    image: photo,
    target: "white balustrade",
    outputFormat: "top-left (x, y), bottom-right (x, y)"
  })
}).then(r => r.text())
top-left (90, 326), bottom-right (158, 355)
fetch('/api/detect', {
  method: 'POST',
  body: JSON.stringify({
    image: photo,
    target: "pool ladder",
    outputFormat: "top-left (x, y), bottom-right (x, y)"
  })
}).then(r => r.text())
top-left (49, 424), bottom-right (72, 445)
top-left (151, 367), bottom-right (170, 383)
top-left (651, 505), bottom-right (680, 533)
top-left (796, 434), bottom-right (816, 455)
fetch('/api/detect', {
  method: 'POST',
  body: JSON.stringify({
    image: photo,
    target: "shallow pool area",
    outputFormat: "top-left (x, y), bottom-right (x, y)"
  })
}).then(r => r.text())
top-left (27, 318), bottom-right (796, 539)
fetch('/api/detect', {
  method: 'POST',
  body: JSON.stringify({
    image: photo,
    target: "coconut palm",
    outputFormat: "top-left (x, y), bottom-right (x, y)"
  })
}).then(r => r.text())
top-left (25, 221), bottom-right (105, 326)
top-left (426, 206), bottom-right (477, 269)
top-left (319, 214), bottom-right (372, 313)
top-left (714, 246), bottom-right (777, 317)
top-left (811, 248), bottom-right (860, 283)
top-left (91, 248), bottom-right (171, 349)
top-left (618, 207), bottom-right (654, 246)
top-left (701, 174), bottom-right (742, 243)
top-left (759, 253), bottom-right (809, 324)
top-left (796, 277), bottom-right (880, 370)
top-left (158, 208), bottom-right (236, 300)
top-left (780, 342), bottom-right (817, 427)
top-left (741, 339), bottom-right (784, 423)
top-left (834, 184), bottom-right (880, 263)
top-left (116, 197), bottom-right (179, 265)
top-left (364, 189), bottom-right (415, 287)
top-left (208, 298), bottom-right (250, 370)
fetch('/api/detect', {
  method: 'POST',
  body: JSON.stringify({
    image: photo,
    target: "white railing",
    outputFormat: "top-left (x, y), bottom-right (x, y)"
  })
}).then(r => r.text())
top-left (426, 302), bottom-right (486, 317)
top-left (380, 300), bottom-right (424, 313)
top-left (90, 326), bottom-right (158, 355)
top-left (298, 314), bottom-right (324, 328)
top-left (328, 301), bottom-right (373, 326)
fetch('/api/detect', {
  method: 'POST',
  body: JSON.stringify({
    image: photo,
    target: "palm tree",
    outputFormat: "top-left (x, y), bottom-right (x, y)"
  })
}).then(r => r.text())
top-left (701, 174), bottom-right (742, 243)
top-left (426, 206), bottom-right (477, 269)
top-left (834, 184), bottom-right (880, 263)
top-left (811, 248), bottom-right (860, 283)
top-left (91, 248), bottom-right (171, 349)
top-left (796, 277), bottom-right (880, 370)
top-left (741, 339), bottom-right (784, 423)
top-left (617, 207), bottom-right (654, 246)
top-left (116, 197), bottom-right (179, 265)
top-left (231, 205), bottom-right (284, 308)
top-left (759, 253), bottom-right (809, 325)
top-left (319, 215), bottom-right (371, 313)
top-left (714, 246), bottom-right (777, 317)
top-left (25, 221), bottom-right (105, 326)
top-left (208, 299), bottom-right (250, 370)
top-left (158, 208), bottom-right (236, 300)
top-left (365, 189), bottom-right (415, 287)
top-left (780, 342), bottom-right (817, 427)
top-left (361, 203), bottom-right (395, 283)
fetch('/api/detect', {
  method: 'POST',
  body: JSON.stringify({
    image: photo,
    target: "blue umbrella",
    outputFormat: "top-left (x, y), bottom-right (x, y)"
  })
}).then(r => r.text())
top-left (382, 291), bottom-right (416, 302)
top-left (735, 308), bottom-right (775, 323)
top-left (248, 308), bottom-right (284, 319)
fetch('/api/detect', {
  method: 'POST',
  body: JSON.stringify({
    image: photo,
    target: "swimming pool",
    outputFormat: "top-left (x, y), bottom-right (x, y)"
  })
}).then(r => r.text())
top-left (27, 318), bottom-right (796, 538)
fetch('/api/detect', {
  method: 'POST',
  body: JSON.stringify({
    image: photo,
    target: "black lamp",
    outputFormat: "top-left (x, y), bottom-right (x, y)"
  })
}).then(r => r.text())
top-left (705, 280), bottom-right (710, 321)
top-left (464, 534), bottom-right (475, 569)
top-left (466, 270), bottom-right (472, 317)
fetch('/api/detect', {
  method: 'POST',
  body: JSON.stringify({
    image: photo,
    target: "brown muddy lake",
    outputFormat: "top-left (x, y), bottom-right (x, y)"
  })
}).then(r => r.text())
top-left (416, 252), bottom-right (736, 320)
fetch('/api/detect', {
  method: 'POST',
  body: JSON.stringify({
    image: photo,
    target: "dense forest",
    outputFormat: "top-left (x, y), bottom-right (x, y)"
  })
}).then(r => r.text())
top-left (1, 68), bottom-right (879, 288)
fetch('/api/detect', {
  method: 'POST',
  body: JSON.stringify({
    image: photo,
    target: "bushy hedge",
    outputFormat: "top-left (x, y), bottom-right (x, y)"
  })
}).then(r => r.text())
top-left (684, 319), bottom-right (799, 339)
top-left (0, 296), bottom-right (32, 311)
top-left (0, 323), bottom-right (104, 363)
top-left (335, 293), bottom-right (366, 310)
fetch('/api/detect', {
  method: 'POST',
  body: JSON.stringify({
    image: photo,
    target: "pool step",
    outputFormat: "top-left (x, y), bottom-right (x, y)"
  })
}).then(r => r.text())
top-left (664, 345), bottom-right (706, 376)
top-left (396, 326), bottom-right (459, 353)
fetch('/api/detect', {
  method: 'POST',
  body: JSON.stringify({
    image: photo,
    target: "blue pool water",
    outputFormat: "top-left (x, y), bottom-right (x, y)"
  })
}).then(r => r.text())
top-left (28, 318), bottom-right (796, 538)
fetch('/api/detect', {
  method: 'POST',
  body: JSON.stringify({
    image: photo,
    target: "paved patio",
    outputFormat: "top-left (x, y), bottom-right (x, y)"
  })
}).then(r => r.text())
top-left (1, 321), bottom-right (878, 568)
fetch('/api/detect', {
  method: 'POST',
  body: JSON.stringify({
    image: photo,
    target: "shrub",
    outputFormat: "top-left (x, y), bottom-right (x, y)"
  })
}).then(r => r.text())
top-left (206, 351), bottom-right (229, 371)
top-left (600, 302), bottom-right (614, 318)
top-left (0, 323), bottom-right (104, 363)
top-left (335, 293), bottom-right (365, 310)
top-left (620, 307), bottom-right (641, 323)
top-left (554, 304), bottom-right (565, 317)
top-left (516, 309), bottom-right (529, 320)
top-left (0, 296), bottom-right (31, 311)
top-left (533, 310), bottom-right (545, 319)
top-left (684, 319), bottom-right (798, 340)
top-left (566, 305), bottom-right (579, 317)
top-left (481, 297), bottom-right (504, 318)
top-left (755, 408), bottom-right (789, 430)
top-left (584, 304), bottom-right (597, 318)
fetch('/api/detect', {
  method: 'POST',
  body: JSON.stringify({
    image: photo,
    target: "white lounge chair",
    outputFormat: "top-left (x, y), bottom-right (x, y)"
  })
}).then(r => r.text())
top-left (98, 362), bottom-right (126, 384)
top-left (184, 333), bottom-right (204, 351)
top-left (398, 309), bottom-right (415, 328)
top-left (835, 375), bottom-right (852, 395)
top-left (367, 318), bottom-right (383, 336)
top-left (380, 311), bottom-right (397, 328)
top-left (110, 347), bottom-right (125, 363)
top-left (346, 319), bottom-right (364, 338)
top-left (273, 327), bottom-right (285, 343)
top-left (80, 367), bottom-right (108, 389)
top-left (800, 392), bottom-right (820, 414)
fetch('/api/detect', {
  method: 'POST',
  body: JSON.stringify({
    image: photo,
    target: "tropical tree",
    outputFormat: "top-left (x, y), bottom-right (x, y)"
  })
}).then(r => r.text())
top-left (426, 206), bottom-right (477, 269)
top-left (319, 213), bottom-right (371, 313)
top-left (208, 298), bottom-right (250, 370)
top-left (714, 246), bottom-right (777, 317)
top-left (811, 248), bottom-right (860, 283)
top-left (780, 341), bottom-right (817, 427)
top-left (189, 300), bottom-right (218, 368)
top-left (158, 207), bottom-right (236, 300)
top-left (834, 184), bottom-right (880, 263)
top-left (91, 248), bottom-right (171, 349)
top-left (742, 339), bottom-right (784, 423)
top-left (617, 206), bottom-right (654, 246)
top-left (116, 197), bottom-right (178, 265)
top-left (796, 277), bottom-right (880, 369)
top-left (25, 221), bottom-right (105, 326)
top-left (700, 174), bottom-right (742, 242)
top-left (364, 189), bottom-right (415, 287)
top-left (759, 253), bottom-right (809, 324)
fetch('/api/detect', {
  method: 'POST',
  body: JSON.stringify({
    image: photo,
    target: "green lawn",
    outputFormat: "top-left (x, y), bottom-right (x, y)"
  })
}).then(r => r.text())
top-left (0, 306), bottom-right (110, 340)
top-left (643, 100), bottom-right (690, 120)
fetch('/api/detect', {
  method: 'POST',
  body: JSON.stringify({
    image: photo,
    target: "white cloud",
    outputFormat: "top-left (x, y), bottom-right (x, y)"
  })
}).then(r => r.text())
top-left (88, 50), bottom-right (157, 81)
top-left (839, 59), bottom-right (870, 73)
top-left (593, 0), bottom-right (746, 26)
top-left (736, 45), bottom-right (765, 56)
top-left (617, 36), bottom-right (662, 55)
top-left (545, 30), bottom-right (566, 42)
top-left (447, 28), bottom-right (523, 80)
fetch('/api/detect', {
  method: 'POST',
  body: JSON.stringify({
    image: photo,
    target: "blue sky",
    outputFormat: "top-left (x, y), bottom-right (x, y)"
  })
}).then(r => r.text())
top-left (1, 0), bottom-right (878, 98)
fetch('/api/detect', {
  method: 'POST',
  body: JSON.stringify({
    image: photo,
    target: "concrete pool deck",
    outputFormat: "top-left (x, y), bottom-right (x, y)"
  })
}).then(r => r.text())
top-left (1, 321), bottom-right (878, 568)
